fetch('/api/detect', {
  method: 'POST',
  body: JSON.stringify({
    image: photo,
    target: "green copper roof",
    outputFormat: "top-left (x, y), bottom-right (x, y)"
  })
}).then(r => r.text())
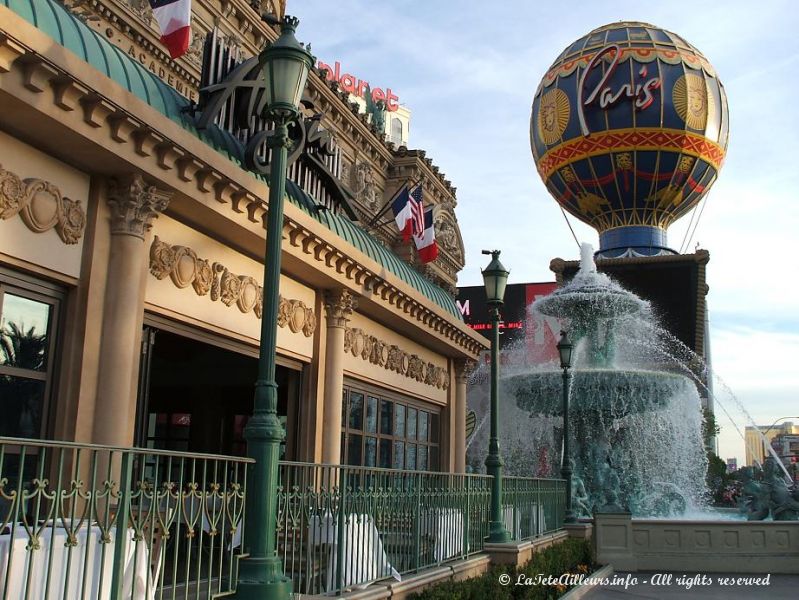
top-left (4, 0), bottom-right (462, 320)
top-left (285, 181), bottom-right (460, 318)
top-left (1, 0), bottom-right (243, 165)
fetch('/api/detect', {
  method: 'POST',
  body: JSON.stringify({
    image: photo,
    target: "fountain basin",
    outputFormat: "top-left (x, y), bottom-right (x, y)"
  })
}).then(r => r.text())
top-left (508, 369), bottom-right (697, 417)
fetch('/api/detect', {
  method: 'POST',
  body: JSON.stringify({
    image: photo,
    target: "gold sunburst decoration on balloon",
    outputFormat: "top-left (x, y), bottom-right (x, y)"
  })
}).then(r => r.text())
top-left (537, 89), bottom-right (571, 145)
top-left (673, 73), bottom-right (715, 130)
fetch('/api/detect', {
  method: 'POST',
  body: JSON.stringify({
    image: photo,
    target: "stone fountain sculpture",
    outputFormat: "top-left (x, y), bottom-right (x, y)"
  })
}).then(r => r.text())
top-left (506, 244), bottom-right (708, 517)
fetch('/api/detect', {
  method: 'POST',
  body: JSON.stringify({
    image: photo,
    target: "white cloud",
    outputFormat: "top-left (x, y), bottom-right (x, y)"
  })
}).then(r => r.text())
top-left (294, 0), bottom-right (799, 464)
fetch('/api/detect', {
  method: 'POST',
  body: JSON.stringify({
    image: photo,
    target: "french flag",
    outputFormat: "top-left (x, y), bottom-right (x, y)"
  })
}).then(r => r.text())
top-left (149, 0), bottom-right (192, 59)
top-left (391, 185), bottom-right (414, 242)
top-left (413, 206), bottom-right (439, 264)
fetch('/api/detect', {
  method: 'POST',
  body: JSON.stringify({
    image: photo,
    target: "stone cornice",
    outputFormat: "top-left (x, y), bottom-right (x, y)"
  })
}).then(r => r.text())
top-left (0, 10), bottom-right (486, 359)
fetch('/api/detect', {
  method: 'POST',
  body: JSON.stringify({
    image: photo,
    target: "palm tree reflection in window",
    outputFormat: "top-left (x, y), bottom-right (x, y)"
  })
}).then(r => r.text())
top-left (1, 322), bottom-right (47, 370)
top-left (0, 294), bottom-right (51, 439)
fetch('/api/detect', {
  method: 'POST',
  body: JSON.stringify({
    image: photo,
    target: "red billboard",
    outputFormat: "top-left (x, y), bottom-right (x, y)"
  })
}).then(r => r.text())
top-left (456, 282), bottom-right (560, 366)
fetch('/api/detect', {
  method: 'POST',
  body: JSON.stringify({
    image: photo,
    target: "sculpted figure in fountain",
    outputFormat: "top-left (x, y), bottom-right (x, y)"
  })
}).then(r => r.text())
top-left (763, 458), bottom-right (799, 521)
top-left (740, 466), bottom-right (772, 521)
top-left (571, 463), bottom-right (592, 517)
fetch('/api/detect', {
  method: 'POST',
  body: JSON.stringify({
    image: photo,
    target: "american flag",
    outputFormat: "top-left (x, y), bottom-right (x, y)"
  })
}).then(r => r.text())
top-left (409, 185), bottom-right (424, 237)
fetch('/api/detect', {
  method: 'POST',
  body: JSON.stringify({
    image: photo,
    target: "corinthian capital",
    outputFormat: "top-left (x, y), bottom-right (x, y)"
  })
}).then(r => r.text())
top-left (107, 174), bottom-right (172, 239)
top-left (324, 289), bottom-right (357, 328)
top-left (454, 358), bottom-right (477, 384)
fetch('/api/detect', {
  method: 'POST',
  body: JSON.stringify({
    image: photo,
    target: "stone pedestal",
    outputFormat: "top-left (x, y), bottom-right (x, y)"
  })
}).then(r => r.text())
top-left (564, 522), bottom-right (593, 540)
top-left (593, 510), bottom-right (635, 570)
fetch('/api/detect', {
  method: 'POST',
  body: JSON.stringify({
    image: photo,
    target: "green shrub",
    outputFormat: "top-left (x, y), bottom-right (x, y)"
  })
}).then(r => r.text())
top-left (410, 538), bottom-right (596, 600)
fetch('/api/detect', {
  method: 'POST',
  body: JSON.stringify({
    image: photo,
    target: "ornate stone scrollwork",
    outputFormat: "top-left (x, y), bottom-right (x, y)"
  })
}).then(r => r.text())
top-left (344, 326), bottom-right (449, 389)
top-left (107, 174), bottom-right (171, 239)
top-left (125, 0), bottom-right (153, 25)
top-left (149, 237), bottom-right (316, 336)
top-left (433, 204), bottom-right (464, 264)
top-left (0, 163), bottom-right (87, 244)
top-left (279, 298), bottom-right (318, 336)
top-left (184, 25), bottom-right (207, 68)
top-left (350, 161), bottom-right (381, 211)
top-left (150, 237), bottom-right (213, 296)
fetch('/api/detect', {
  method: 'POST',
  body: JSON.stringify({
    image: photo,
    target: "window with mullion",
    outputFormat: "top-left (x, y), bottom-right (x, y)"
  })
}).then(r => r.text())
top-left (0, 274), bottom-right (62, 440)
top-left (341, 384), bottom-right (440, 471)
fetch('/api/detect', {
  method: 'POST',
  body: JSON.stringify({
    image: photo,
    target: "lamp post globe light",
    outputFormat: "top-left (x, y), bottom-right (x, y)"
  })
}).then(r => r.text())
top-left (234, 15), bottom-right (313, 600)
top-left (481, 250), bottom-right (511, 543)
top-left (557, 330), bottom-right (576, 524)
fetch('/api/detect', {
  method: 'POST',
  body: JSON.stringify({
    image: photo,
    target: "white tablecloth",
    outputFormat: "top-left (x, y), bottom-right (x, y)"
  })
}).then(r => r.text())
top-left (308, 513), bottom-right (400, 590)
top-left (0, 524), bottom-right (153, 600)
top-left (420, 508), bottom-right (464, 562)
top-left (504, 504), bottom-right (547, 539)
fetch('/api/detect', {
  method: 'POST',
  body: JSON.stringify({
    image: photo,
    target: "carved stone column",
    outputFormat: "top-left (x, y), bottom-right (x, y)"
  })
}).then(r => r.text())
top-left (321, 289), bottom-right (357, 464)
top-left (92, 175), bottom-right (171, 447)
top-left (454, 359), bottom-right (476, 473)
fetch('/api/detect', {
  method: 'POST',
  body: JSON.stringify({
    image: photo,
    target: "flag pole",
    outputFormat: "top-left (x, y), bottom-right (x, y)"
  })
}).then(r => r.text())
top-left (367, 177), bottom-right (422, 228)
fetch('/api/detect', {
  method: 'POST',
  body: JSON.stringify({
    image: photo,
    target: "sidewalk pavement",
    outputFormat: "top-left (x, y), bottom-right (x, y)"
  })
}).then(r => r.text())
top-left (585, 572), bottom-right (798, 599)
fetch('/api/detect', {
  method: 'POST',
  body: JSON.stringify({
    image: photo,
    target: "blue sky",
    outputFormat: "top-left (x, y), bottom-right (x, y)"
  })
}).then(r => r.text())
top-left (292, 1), bottom-right (799, 462)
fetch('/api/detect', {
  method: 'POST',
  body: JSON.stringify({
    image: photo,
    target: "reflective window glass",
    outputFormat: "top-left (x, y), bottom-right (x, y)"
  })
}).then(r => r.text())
top-left (380, 400), bottom-right (393, 434)
top-left (379, 439), bottom-right (391, 468)
top-left (418, 446), bottom-right (428, 471)
top-left (349, 393), bottom-right (364, 430)
top-left (0, 293), bottom-right (51, 371)
top-left (393, 441), bottom-right (405, 469)
top-left (394, 404), bottom-right (405, 437)
top-left (365, 396), bottom-right (378, 433)
top-left (347, 434), bottom-right (362, 465)
top-left (407, 407), bottom-right (417, 440)
top-left (418, 412), bottom-right (429, 442)
top-left (0, 377), bottom-right (45, 438)
top-left (365, 437), bottom-right (377, 466)
top-left (405, 444), bottom-right (417, 470)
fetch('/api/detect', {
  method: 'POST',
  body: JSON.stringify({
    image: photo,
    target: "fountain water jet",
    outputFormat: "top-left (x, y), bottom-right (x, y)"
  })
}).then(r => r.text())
top-left (504, 243), bottom-right (709, 517)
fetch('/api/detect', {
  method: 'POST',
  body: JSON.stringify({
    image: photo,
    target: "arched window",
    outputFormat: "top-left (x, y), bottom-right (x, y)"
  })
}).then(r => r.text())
top-left (391, 118), bottom-right (403, 144)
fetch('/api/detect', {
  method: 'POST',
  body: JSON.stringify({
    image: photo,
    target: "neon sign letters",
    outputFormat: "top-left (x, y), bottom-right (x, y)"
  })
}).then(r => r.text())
top-left (577, 45), bottom-right (661, 136)
top-left (317, 61), bottom-right (400, 111)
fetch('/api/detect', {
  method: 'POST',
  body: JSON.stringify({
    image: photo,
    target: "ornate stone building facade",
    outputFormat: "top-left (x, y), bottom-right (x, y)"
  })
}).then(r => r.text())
top-left (0, 0), bottom-right (483, 471)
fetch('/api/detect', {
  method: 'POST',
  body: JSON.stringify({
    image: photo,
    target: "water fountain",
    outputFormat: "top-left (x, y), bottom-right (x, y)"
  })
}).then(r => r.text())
top-left (502, 244), bottom-right (709, 517)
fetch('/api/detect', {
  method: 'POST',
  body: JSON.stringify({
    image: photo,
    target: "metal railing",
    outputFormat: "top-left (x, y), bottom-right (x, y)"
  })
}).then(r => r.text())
top-left (503, 476), bottom-right (566, 541)
top-left (0, 437), bottom-right (252, 600)
top-left (277, 462), bottom-right (567, 595)
top-left (276, 463), bottom-right (491, 595)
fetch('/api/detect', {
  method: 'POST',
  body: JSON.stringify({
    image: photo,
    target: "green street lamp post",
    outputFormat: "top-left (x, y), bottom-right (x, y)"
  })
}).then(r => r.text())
top-left (482, 250), bottom-right (511, 543)
top-left (557, 330), bottom-right (576, 524)
top-left (233, 15), bottom-right (313, 600)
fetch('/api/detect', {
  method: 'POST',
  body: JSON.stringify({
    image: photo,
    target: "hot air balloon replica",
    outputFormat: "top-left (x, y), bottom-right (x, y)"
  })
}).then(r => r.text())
top-left (530, 22), bottom-right (729, 257)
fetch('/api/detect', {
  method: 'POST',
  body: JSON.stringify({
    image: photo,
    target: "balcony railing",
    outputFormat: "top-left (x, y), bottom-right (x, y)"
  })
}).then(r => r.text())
top-left (277, 462), bottom-right (566, 595)
top-left (0, 437), bottom-right (252, 600)
top-left (0, 438), bottom-right (567, 599)
top-left (503, 476), bottom-right (566, 541)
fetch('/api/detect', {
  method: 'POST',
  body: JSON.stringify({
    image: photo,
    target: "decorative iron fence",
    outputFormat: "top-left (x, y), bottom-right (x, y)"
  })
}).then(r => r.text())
top-left (502, 476), bottom-right (566, 541)
top-left (0, 437), bottom-right (251, 600)
top-left (276, 463), bottom-right (566, 595)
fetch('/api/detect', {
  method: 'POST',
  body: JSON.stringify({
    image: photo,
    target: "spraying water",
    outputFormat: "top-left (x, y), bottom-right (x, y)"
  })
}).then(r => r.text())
top-left (468, 243), bottom-right (709, 517)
